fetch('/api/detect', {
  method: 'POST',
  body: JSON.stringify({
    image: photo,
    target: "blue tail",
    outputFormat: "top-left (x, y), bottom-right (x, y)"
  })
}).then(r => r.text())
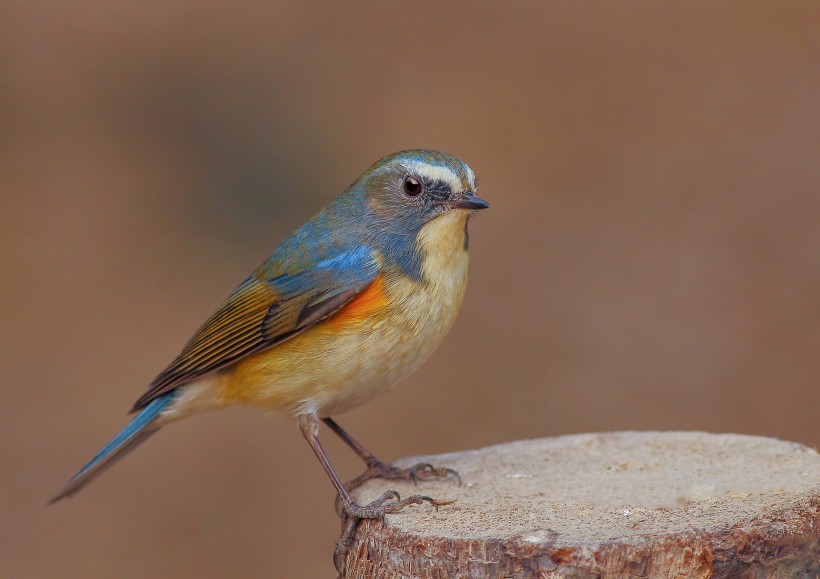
top-left (49, 392), bottom-right (177, 504)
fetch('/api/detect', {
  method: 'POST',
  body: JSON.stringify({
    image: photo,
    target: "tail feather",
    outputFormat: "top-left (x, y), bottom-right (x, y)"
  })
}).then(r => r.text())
top-left (49, 392), bottom-right (177, 504)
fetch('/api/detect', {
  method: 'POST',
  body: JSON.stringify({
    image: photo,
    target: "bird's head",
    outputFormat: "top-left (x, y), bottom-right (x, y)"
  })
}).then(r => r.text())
top-left (358, 150), bottom-right (489, 234)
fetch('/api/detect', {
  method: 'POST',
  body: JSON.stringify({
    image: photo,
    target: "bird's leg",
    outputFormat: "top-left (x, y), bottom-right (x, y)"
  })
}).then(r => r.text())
top-left (299, 414), bottom-right (449, 571)
top-left (299, 413), bottom-right (446, 518)
top-left (322, 416), bottom-right (461, 491)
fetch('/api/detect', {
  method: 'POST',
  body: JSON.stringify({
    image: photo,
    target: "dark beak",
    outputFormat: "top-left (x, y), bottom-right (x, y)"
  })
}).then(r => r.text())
top-left (452, 192), bottom-right (490, 210)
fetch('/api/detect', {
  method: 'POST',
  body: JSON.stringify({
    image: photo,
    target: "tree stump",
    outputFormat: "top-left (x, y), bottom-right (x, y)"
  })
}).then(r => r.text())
top-left (339, 432), bottom-right (820, 578)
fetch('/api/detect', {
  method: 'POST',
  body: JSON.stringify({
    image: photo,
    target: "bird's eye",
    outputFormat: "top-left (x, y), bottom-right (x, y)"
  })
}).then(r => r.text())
top-left (402, 176), bottom-right (423, 196)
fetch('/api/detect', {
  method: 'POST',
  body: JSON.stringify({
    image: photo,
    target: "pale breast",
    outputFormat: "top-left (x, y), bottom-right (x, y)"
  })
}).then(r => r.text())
top-left (312, 210), bottom-right (471, 415)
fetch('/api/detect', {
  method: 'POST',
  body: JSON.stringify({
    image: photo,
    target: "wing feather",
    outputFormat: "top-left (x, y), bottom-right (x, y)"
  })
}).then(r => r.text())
top-left (131, 246), bottom-right (380, 411)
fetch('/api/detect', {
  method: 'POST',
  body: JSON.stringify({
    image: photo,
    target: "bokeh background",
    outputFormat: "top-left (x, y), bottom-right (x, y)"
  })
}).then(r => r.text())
top-left (3, 1), bottom-right (818, 577)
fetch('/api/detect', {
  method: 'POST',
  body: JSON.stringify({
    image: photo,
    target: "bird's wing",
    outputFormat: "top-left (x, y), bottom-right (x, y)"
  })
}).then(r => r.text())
top-left (131, 245), bottom-right (381, 411)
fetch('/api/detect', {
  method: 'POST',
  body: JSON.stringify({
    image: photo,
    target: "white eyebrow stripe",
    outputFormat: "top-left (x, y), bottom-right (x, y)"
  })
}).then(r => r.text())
top-left (406, 161), bottom-right (469, 191)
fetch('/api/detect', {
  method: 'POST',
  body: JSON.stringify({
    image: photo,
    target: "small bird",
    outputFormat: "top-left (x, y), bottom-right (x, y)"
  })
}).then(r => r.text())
top-left (51, 149), bottom-right (488, 520)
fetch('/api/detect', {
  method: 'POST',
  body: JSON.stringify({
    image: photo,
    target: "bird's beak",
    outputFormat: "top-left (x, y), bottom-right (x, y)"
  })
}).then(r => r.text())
top-left (451, 192), bottom-right (490, 211)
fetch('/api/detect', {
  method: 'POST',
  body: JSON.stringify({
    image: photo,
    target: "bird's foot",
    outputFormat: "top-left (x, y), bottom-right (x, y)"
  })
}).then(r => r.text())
top-left (335, 487), bottom-right (455, 518)
top-left (347, 459), bottom-right (461, 492)
top-left (335, 461), bottom-right (460, 517)
top-left (349, 489), bottom-right (453, 518)
top-left (333, 490), bottom-right (456, 573)
top-left (334, 516), bottom-right (361, 575)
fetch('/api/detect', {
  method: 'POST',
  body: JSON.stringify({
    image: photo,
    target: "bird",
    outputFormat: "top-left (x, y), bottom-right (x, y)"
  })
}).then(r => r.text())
top-left (50, 149), bottom-right (488, 520)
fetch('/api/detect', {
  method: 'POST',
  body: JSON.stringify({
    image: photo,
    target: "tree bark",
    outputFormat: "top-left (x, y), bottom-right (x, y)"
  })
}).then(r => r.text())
top-left (339, 432), bottom-right (820, 578)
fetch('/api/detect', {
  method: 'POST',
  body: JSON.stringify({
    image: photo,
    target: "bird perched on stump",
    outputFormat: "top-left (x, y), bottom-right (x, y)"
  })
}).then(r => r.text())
top-left (51, 149), bottom-right (488, 521)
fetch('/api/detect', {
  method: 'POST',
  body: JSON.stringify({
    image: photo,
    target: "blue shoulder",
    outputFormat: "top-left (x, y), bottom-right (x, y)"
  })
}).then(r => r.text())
top-left (266, 244), bottom-right (380, 298)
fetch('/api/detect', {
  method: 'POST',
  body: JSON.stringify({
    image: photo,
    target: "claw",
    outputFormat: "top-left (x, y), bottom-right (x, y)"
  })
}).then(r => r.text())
top-left (308, 418), bottom-right (460, 573)
top-left (373, 490), bottom-right (401, 506)
top-left (406, 463), bottom-right (462, 486)
top-left (333, 516), bottom-right (362, 574)
top-left (341, 490), bottom-right (440, 519)
top-left (346, 459), bottom-right (462, 491)
top-left (332, 491), bottom-right (451, 573)
top-left (333, 485), bottom-right (458, 571)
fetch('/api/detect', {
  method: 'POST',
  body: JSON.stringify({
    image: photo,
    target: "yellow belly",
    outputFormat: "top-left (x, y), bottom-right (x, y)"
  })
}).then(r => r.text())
top-left (214, 210), bottom-right (472, 417)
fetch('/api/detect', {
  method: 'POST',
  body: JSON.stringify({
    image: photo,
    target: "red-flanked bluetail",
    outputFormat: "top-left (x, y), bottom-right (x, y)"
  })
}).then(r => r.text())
top-left (51, 149), bottom-right (488, 525)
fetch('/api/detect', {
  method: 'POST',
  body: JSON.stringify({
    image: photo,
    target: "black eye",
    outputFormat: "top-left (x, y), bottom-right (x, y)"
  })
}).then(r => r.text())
top-left (402, 176), bottom-right (422, 196)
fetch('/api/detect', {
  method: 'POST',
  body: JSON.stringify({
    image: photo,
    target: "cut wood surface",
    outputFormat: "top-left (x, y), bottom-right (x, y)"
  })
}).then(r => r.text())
top-left (341, 432), bottom-right (820, 578)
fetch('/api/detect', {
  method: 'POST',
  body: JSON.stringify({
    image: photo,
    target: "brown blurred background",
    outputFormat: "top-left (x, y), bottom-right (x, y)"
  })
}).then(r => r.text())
top-left (3, 1), bottom-right (818, 577)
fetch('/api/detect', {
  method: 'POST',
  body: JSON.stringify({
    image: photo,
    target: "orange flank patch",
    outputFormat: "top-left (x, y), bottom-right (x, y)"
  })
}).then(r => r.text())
top-left (327, 275), bottom-right (389, 329)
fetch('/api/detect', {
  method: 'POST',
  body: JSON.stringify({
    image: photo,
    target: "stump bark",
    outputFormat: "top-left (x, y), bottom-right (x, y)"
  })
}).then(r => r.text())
top-left (339, 432), bottom-right (820, 578)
